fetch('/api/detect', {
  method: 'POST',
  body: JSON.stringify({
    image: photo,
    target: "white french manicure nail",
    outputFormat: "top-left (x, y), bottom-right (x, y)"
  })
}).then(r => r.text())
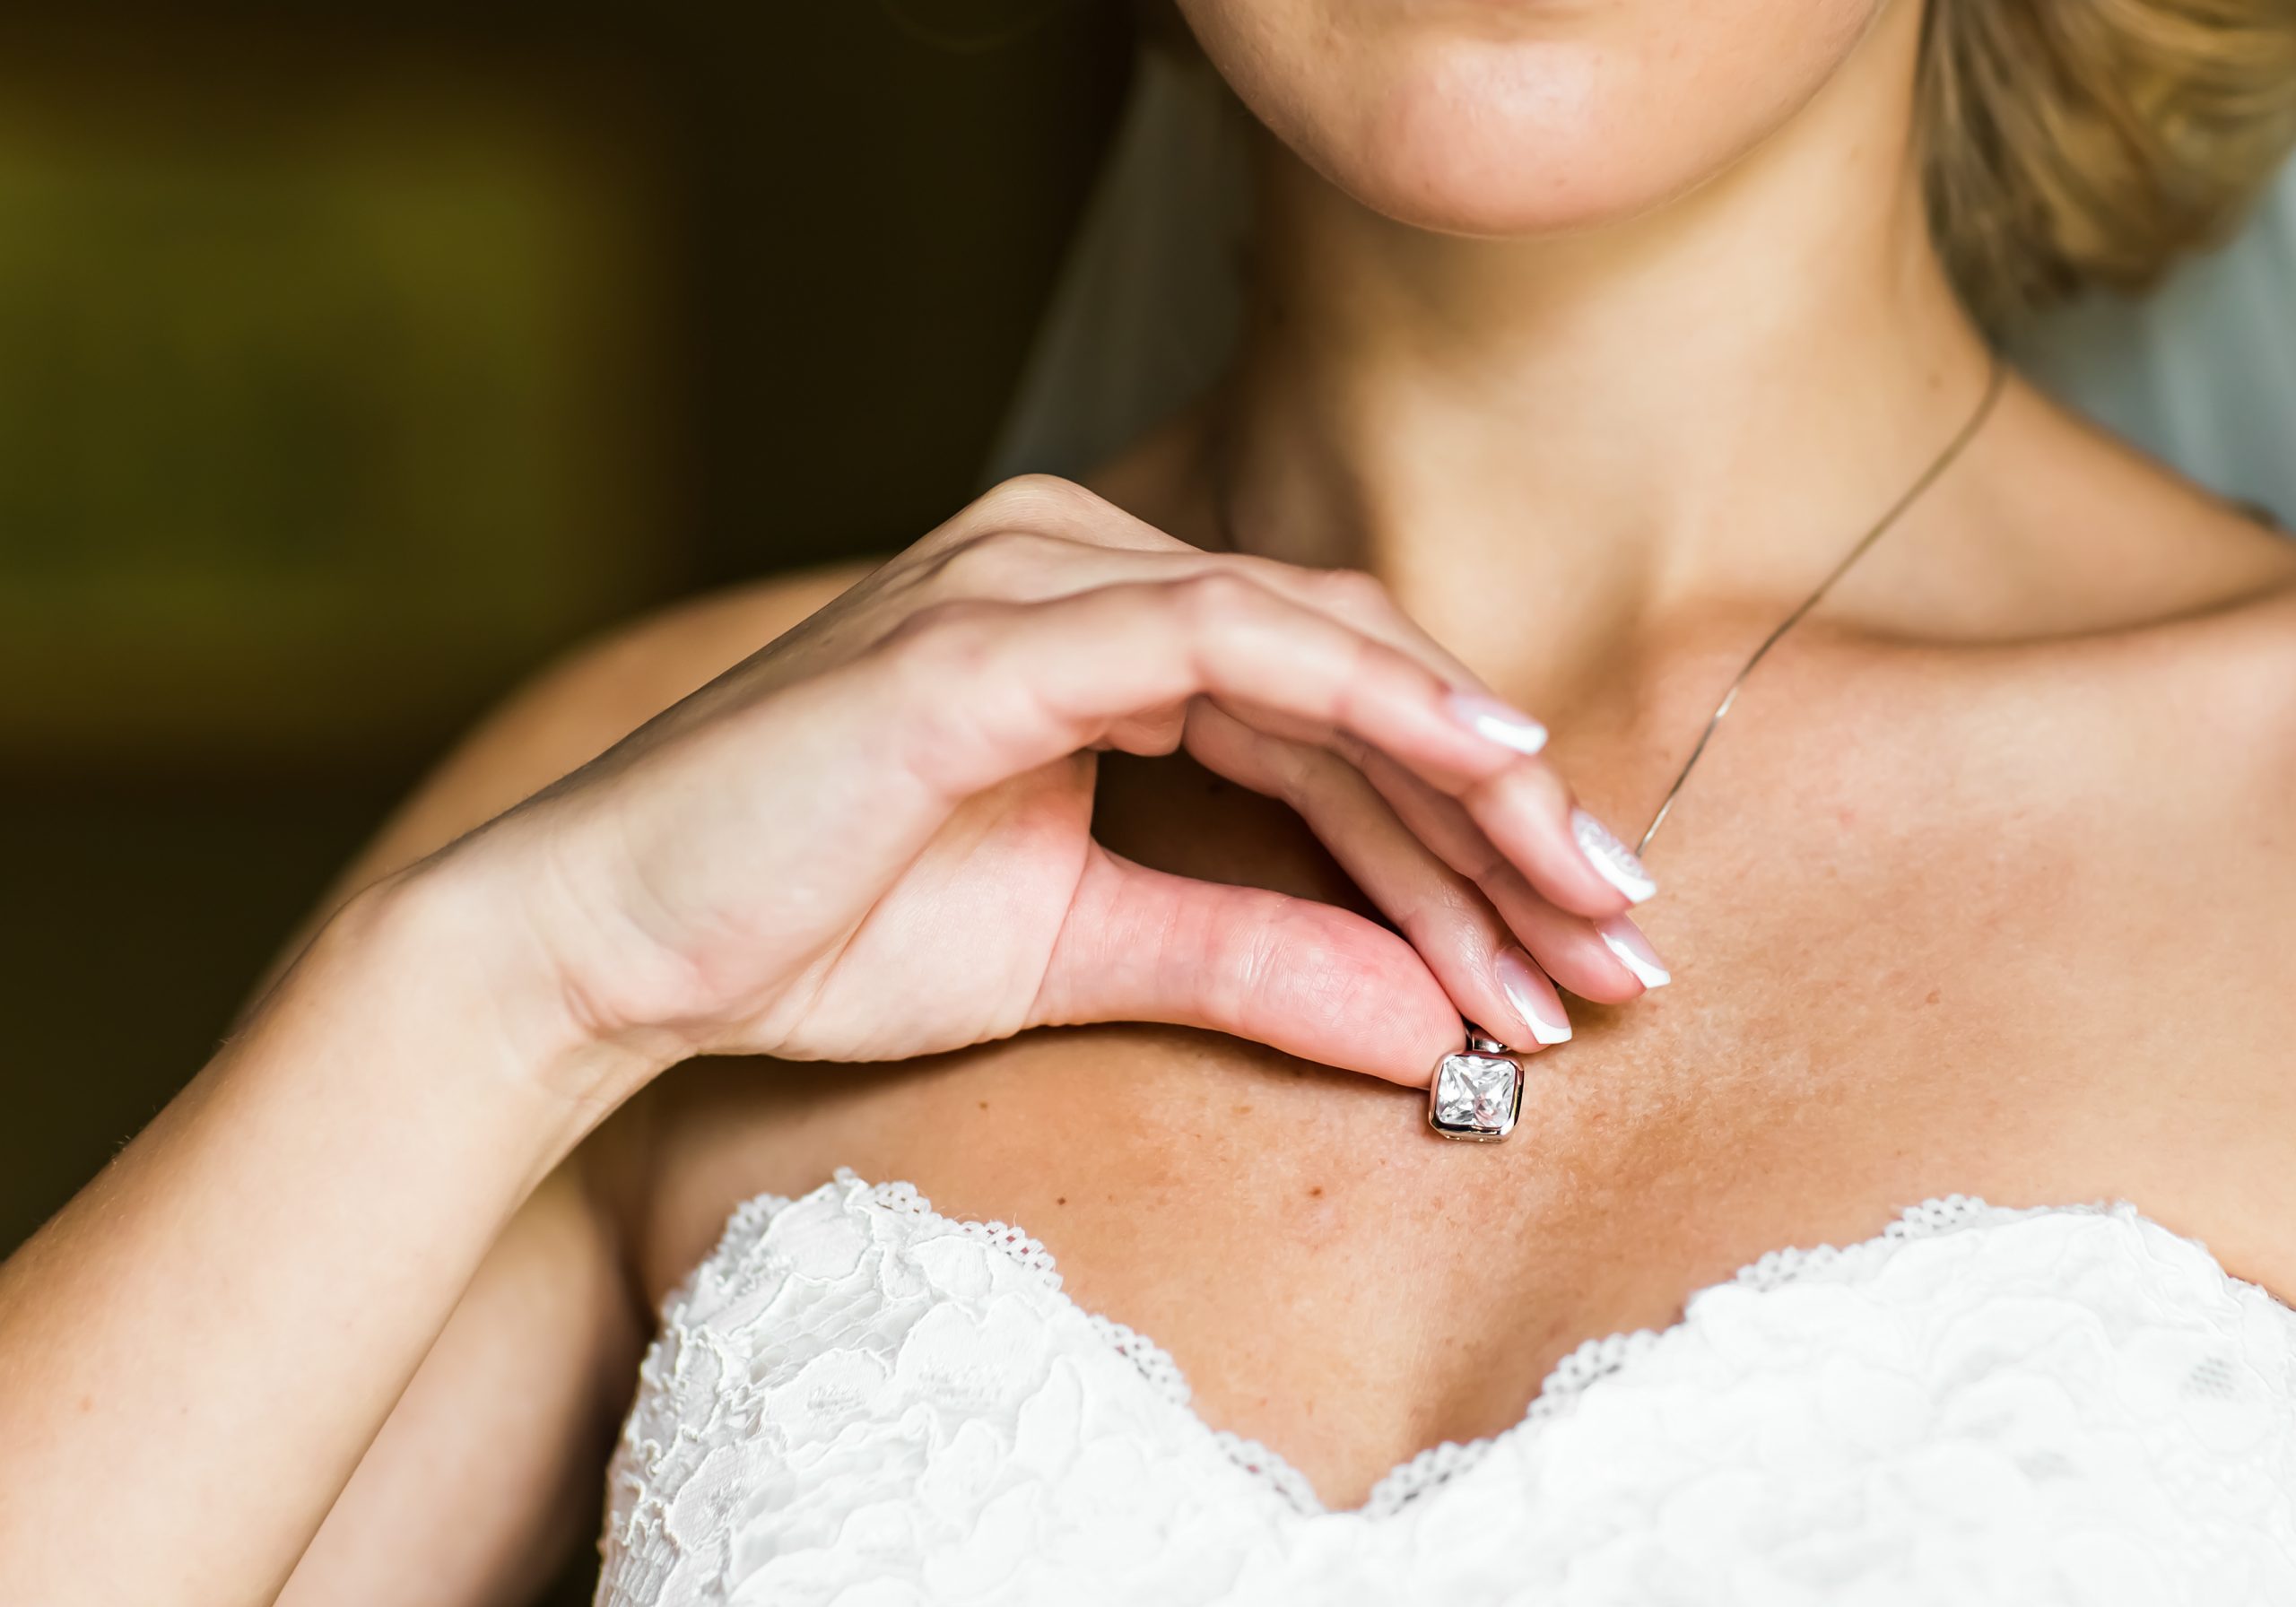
top-left (1572, 808), bottom-right (1656, 902)
top-left (1445, 690), bottom-right (1548, 756)
top-left (1597, 916), bottom-right (1671, 988)
top-left (1495, 948), bottom-right (1572, 1045)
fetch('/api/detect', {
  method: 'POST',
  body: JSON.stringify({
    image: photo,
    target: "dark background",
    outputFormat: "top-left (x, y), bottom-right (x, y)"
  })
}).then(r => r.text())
top-left (12, 5), bottom-right (2292, 1598)
top-left (0, 5), bottom-right (1130, 1596)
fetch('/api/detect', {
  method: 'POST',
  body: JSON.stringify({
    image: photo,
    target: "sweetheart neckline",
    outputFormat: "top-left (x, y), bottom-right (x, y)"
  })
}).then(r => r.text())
top-left (712, 1168), bottom-right (2296, 1522)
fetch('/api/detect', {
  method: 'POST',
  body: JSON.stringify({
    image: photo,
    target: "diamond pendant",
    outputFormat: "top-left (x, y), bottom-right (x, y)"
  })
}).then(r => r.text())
top-left (1426, 1029), bottom-right (1524, 1142)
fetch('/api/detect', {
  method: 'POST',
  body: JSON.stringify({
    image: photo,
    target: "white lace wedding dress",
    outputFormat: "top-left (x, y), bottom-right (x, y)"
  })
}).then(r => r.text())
top-left (591, 1168), bottom-right (2296, 1605)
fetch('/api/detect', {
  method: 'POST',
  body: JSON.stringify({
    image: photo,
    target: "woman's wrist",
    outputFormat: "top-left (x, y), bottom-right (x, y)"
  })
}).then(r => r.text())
top-left (290, 855), bottom-right (687, 1156)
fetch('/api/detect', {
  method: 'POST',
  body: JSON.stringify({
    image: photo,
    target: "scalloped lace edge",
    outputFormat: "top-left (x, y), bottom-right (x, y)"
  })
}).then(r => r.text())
top-left (705, 1174), bottom-right (2266, 1522)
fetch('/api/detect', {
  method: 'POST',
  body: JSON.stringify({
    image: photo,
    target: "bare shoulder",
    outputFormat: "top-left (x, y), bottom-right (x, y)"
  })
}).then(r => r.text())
top-left (2108, 524), bottom-right (2296, 834)
top-left (2132, 562), bottom-right (2296, 1276)
top-left (1973, 394), bottom-right (2296, 1049)
top-left (2035, 424), bottom-right (2296, 909)
top-left (1996, 386), bottom-right (2296, 821)
top-left (1924, 414), bottom-right (2296, 1273)
top-left (2064, 483), bottom-right (2296, 1111)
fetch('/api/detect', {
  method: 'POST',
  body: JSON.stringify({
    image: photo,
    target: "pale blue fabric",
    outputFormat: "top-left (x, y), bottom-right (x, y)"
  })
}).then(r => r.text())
top-left (2011, 154), bottom-right (2296, 526)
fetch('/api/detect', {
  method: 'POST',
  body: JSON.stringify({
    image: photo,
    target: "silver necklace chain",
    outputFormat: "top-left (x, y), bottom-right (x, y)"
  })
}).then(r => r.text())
top-left (1632, 354), bottom-right (2009, 856)
top-left (1202, 353), bottom-right (2010, 857)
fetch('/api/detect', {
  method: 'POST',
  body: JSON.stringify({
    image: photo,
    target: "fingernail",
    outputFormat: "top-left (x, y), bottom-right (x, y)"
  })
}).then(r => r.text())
top-left (1572, 808), bottom-right (1656, 902)
top-left (1494, 947), bottom-right (1572, 1045)
top-left (1445, 690), bottom-right (1548, 756)
top-left (1597, 915), bottom-right (1670, 988)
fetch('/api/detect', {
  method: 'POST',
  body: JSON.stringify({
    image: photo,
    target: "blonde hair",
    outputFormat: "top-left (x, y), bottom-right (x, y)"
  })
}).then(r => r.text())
top-left (1920, 0), bottom-right (2296, 330)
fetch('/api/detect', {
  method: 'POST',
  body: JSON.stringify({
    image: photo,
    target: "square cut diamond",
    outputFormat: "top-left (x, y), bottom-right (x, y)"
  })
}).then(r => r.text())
top-left (1430, 1050), bottom-right (1520, 1140)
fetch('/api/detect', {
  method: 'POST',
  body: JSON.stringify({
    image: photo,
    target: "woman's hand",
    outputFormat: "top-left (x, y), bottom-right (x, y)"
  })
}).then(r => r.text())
top-left (439, 474), bottom-right (1665, 1105)
top-left (0, 474), bottom-right (1665, 1607)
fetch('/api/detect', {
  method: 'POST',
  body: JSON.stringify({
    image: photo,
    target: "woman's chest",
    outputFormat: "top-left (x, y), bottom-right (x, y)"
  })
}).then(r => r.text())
top-left (628, 731), bottom-right (2274, 1511)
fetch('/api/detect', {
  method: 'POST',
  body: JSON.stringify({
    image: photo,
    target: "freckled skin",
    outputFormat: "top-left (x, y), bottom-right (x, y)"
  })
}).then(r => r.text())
top-left (637, 614), bottom-right (2296, 1509)
top-left (558, 0), bottom-right (2296, 1521)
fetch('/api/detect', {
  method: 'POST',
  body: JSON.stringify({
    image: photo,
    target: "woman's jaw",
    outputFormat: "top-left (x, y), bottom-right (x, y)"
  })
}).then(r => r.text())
top-left (1178, 0), bottom-right (1892, 239)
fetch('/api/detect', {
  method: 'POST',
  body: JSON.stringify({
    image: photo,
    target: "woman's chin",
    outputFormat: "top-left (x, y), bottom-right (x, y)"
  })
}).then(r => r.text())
top-left (1333, 138), bottom-right (1665, 240)
top-left (1209, 11), bottom-right (1877, 241)
top-left (1274, 51), bottom-right (1747, 240)
top-left (1318, 116), bottom-right (1701, 240)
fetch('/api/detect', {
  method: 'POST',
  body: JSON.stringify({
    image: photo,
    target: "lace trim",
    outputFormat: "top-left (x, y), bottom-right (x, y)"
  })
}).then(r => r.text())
top-left (1085, 1311), bottom-right (1193, 1408)
top-left (713, 1175), bottom-right (2216, 1521)
top-left (865, 1176), bottom-right (1063, 1279)
top-left (1326, 1196), bottom-right (2007, 1516)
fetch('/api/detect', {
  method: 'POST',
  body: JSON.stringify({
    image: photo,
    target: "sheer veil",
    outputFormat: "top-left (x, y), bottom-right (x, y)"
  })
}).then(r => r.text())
top-left (984, 46), bottom-right (2296, 528)
top-left (981, 48), bottom-right (1253, 489)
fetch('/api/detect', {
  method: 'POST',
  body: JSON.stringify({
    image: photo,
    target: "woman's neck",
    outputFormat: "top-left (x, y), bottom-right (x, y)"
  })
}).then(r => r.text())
top-left (1188, 0), bottom-right (2000, 694)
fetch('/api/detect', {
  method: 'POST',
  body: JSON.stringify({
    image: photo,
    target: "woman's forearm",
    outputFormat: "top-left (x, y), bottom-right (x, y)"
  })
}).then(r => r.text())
top-left (0, 869), bottom-right (644, 1607)
top-left (0, 477), bottom-right (1654, 1604)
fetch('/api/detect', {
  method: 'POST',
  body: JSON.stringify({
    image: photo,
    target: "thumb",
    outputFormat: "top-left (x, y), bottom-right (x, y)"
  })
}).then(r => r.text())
top-left (1031, 843), bottom-right (1462, 1085)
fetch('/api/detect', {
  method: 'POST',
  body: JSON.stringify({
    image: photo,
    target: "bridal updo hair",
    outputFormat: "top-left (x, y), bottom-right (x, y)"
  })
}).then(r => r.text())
top-left (1921, 0), bottom-right (2296, 328)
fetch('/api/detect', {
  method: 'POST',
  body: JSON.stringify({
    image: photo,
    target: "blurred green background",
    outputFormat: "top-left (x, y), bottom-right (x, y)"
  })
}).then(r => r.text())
top-left (0, 4), bottom-right (1128, 1594)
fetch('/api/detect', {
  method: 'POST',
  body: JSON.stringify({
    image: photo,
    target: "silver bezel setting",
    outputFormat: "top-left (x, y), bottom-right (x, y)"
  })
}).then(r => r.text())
top-left (1426, 1029), bottom-right (1524, 1142)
